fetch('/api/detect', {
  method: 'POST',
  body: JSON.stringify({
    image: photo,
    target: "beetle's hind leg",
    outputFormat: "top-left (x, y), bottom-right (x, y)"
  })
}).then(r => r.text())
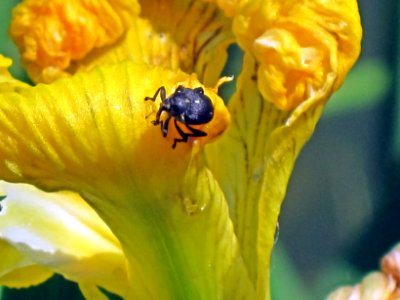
top-left (172, 120), bottom-right (207, 149)
top-left (185, 123), bottom-right (207, 138)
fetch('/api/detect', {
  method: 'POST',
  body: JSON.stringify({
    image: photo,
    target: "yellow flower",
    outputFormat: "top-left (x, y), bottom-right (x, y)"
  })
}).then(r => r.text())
top-left (0, 181), bottom-right (127, 298)
top-left (0, 0), bottom-right (361, 299)
top-left (327, 243), bottom-right (400, 299)
top-left (327, 272), bottom-right (399, 300)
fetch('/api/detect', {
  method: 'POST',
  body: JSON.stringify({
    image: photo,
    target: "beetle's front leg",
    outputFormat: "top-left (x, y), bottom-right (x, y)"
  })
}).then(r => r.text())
top-left (144, 86), bottom-right (166, 102)
top-left (161, 116), bottom-right (171, 137)
top-left (145, 86), bottom-right (167, 126)
top-left (151, 106), bottom-right (165, 126)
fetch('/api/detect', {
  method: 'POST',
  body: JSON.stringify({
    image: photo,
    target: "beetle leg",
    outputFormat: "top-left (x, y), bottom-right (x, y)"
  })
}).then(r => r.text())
top-left (145, 86), bottom-right (167, 126)
top-left (152, 106), bottom-right (165, 126)
top-left (161, 115), bottom-right (171, 137)
top-left (172, 120), bottom-right (207, 149)
top-left (144, 86), bottom-right (166, 102)
top-left (185, 124), bottom-right (207, 137)
top-left (172, 120), bottom-right (188, 149)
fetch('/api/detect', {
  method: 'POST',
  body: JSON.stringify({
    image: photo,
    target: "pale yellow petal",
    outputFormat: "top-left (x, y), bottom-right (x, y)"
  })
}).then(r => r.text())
top-left (0, 182), bottom-right (127, 295)
top-left (79, 284), bottom-right (109, 300)
top-left (0, 265), bottom-right (53, 288)
top-left (0, 240), bottom-right (53, 288)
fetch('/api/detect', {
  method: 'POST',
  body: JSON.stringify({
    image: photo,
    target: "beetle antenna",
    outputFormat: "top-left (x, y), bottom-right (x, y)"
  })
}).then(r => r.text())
top-left (215, 76), bottom-right (234, 90)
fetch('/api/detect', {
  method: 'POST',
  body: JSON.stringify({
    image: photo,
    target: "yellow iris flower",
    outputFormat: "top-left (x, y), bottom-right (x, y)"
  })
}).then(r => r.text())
top-left (0, 0), bottom-right (361, 299)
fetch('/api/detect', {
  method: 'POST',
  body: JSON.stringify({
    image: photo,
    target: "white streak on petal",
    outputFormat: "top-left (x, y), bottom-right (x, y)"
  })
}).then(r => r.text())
top-left (2, 228), bottom-right (56, 254)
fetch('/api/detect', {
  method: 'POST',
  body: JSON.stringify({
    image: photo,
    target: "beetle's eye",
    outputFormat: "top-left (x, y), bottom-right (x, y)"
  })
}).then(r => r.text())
top-left (194, 87), bottom-right (204, 94)
top-left (176, 85), bottom-right (184, 93)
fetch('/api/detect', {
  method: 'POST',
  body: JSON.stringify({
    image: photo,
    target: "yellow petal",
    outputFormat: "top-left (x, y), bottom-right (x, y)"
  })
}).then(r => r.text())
top-left (0, 240), bottom-right (53, 288)
top-left (0, 181), bottom-right (127, 295)
top-left (0, 62), bottom-right (251, 298)
top-left (0, 55), bottom-right (29, 91)
top-left (111, 154), bottom-right (255, 298)
top-left (79, 284), bottom-right (110, 300)
top-left (201, 0), bottom-right (246, 17)
top-left (204, 1), bottom-right (362, 298)
top-left (83, 0), bottom-right (234, 87)
top-left (10, 1), bottom-right (234, 87)
top-left (326, 272), bottom-right (398, 300)
top-left (209, 0), bottom-right (362, 110)
top-left (381, 243), bottom-right (400, 285)
top-left (0, 62), bottom-right (229, 191)
top-left (72, 18), bottom-right (183, 72)
top-left (206, 53), bottom-right (336, 299)
top-left (9, 0), bottom-right (140, 83)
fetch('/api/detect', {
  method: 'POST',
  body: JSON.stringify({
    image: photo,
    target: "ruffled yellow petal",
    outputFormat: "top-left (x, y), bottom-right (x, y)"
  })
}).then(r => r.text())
top-left (0, 181), bottom-right (127, 295)
top-left (9, 0), bottom-right (140, 83)
top-left (83, 0), bottom-right (234, 86)
top-left (10, 1), bottom-right (234, 87)
top-left (208, 0), bottom-right (362, 110)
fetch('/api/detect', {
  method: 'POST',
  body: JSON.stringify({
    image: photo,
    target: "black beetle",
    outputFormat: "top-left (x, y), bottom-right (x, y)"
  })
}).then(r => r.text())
top-left (145, 85), bottom-right (214, 148)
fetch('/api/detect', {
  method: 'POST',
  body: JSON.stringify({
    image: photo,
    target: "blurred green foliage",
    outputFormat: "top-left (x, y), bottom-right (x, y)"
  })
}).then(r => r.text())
top-left (326, 58), bottom-right (391, 116)
top-left (2, 275), bottom-right (84, 300)
top-left (270, 245), bottom-right (311, 300)
top-left (0, 0), bottom-right (29, 82)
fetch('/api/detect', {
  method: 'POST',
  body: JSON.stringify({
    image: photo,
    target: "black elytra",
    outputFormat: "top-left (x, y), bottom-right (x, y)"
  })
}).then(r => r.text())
top-left (144, 85), bottom-right (214, 148)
